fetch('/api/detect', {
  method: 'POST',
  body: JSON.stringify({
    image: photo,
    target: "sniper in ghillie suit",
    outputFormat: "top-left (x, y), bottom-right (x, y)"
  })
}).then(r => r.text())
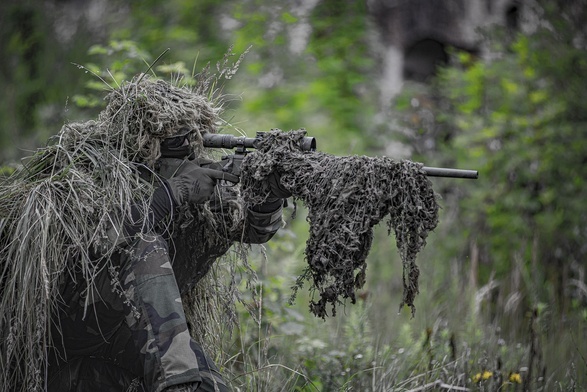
top-left (0, 54), bottom-right (476, 391)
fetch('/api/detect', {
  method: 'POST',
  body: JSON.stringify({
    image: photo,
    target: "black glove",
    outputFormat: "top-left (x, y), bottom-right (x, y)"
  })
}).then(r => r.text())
top-left (247, 171), bottom-right (291, 214)
top-left (166, 160), bottom-right (239, 206)
top-left (267, 171), bottom-right (292, 200)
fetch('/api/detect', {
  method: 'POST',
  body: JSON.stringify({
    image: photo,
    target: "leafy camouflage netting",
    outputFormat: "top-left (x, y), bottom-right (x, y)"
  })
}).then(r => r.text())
top-left (0, 68), bottom-right (241, 391)
top-left (240, 129), bottom-right (440, 318)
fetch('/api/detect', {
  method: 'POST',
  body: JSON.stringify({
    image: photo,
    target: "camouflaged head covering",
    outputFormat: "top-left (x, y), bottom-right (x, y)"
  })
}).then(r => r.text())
top-left (98, 74), bottom-right (220, 165)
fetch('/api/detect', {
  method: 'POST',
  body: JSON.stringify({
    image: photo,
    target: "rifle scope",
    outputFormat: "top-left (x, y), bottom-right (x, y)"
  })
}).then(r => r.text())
top-left (202, 132), bottom-right (317, 152)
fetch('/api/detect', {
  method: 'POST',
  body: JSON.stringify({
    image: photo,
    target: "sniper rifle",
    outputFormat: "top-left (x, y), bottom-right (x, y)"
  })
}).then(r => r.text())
top-left (202, 132), bottom-right (478, 179)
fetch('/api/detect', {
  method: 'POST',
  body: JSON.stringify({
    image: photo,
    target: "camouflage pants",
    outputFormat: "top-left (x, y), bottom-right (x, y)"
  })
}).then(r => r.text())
top-left (48, 235), bottom-right (227, 392)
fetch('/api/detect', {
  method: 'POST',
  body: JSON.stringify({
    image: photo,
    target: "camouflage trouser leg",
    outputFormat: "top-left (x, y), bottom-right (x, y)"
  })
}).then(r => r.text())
top-left (48, 235), bottom-right (227, 392)
top-left (119, 235), bottom-right (228, 392)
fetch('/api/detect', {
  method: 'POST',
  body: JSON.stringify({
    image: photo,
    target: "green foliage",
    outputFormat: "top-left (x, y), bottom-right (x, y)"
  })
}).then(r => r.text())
top-left (112, 0), bottom-right (228, 63)
top-left (392, 0), bottom-right (587, 306)
top-left (0, 2), bottom-right (94, 160)
top-left (71, 40), bottom-right (155, 109)
top-left (388, 1), bottom-right (587, 387)
top-left (230, 0), bottom-right (377, 155)
top-left (436, 19), bottom-right (587, 286)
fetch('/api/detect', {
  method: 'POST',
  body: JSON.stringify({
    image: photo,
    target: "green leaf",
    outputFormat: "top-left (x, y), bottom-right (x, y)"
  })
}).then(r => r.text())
top-left (281, 12), bottom-right (298, 24)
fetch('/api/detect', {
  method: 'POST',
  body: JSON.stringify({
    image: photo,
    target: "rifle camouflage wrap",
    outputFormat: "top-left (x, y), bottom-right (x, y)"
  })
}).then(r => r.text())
top-left (202, 129), bottom-right (477, 318)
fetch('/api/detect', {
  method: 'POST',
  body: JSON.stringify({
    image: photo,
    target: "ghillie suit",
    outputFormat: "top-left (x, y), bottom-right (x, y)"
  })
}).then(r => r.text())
top-left (0, 68), bottom-right (439, 391)
top-left (240, 130), bottom-right (439, 318)
top-left (0, 68), bottom-right (247, 391)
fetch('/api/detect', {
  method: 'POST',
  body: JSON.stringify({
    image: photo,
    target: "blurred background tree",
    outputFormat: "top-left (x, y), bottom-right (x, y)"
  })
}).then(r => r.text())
top-left (1, 0), bottom-right (585, 390)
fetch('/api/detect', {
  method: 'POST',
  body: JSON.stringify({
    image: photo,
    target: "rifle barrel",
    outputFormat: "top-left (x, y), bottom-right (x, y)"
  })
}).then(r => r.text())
top-left (422, 166), bottom-right (478, 179)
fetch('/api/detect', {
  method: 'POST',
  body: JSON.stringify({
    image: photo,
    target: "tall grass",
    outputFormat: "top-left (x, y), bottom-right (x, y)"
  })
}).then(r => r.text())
top-left (214, 221), bottom-right (586, 391)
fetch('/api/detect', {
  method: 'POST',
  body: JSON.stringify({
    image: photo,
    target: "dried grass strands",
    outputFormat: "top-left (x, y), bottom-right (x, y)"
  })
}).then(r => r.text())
top-left (240, 130), bottom-right (439, 318)
top-left (0, 122), bottom-right (150, 391)
top-left (98, 76), bottom-right (221, 165)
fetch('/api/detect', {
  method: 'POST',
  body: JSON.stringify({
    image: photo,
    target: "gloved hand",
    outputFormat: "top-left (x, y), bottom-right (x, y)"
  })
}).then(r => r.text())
top-left (166, 160), bottom-right (239, 206)
top-left (267, 171), bottom-right (292, 200)
top-left (199, 158), bottom-right (238, 212)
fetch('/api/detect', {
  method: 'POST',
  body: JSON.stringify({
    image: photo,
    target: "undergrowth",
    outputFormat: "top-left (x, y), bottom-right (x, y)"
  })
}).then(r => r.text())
top-left (220, 289), bottom-right (585, 391)
top-left (214, 224), bottom-right (586, 392)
